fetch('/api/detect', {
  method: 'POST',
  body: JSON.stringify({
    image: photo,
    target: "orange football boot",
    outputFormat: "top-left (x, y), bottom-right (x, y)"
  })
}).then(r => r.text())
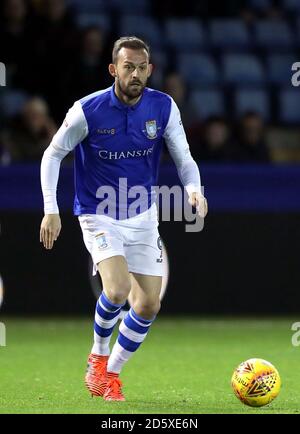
top-left (103, 373), bottom-right (125, 401)
top-left (85, 354), bottom-right (109, 397)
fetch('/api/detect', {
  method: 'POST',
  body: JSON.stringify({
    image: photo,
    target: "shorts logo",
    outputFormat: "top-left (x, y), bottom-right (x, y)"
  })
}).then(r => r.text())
top-left (156, 236), bottom-right (163, 263)
top-left (95, 232), bottom-right (108, 250)
top-left (145, 120), bottom-right (157, 139)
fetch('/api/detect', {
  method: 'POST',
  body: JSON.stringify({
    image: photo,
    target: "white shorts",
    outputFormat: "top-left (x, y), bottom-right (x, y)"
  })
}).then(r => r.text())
top-left (78, 203), bottom-right (163, 276)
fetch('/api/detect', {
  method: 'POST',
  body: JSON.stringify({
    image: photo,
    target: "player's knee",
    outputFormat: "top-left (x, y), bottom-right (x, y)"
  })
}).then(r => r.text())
top-left (104, 278), bottom-right (131, 305)
top-left (134, 299), bottom-right (161, 320)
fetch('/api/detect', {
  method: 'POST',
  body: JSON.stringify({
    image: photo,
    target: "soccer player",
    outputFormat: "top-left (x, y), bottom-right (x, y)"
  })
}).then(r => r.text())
top-left (40, 36), bottom-right (208, 401)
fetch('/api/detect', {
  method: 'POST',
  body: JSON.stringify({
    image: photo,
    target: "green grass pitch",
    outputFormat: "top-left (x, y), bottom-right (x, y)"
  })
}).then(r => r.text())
top-left (0, 317), bottom-right (299, 414)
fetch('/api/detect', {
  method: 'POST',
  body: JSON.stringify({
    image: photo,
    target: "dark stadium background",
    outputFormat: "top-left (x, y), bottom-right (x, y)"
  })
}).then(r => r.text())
top-left (1, 0), bottom-right (300, 316)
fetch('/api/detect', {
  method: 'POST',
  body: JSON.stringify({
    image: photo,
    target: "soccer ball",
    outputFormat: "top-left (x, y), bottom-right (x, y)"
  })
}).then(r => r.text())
top-left (231, 358), bottom-right (281, 407)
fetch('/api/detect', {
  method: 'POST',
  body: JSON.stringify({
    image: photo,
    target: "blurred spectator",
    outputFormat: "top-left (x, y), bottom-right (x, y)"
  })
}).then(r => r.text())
top-left (161, 72), bottom-right (200, 162)
top-left (163, 72), bottom-right (199, 129)
top-left (61, 26), bottom-right (112, 107)
top-left (197, 116), bottom-right (233, 162)
top-left (0, 139), bottom-right (10, 166)
top-left (32, 0), bottom-right (77, 59)
top-left (0, 0), bottom-right (298, 165)
top-left (0, 0), bottom-right (31, 87)
top-left (29, 0), bottom-right (79, 119)
top-left (1, 97), bottom-right (57, 162)
top-left (232, 112), bottom-right (270, 162)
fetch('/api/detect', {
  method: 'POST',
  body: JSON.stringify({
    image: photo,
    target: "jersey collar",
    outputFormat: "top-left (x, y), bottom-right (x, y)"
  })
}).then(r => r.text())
top-left (109, 83), bottom-right (145, 110)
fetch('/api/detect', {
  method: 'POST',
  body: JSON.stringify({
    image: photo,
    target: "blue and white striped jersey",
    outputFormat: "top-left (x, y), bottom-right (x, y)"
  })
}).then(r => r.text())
top-left (41, 84), bottom-right (201, 219)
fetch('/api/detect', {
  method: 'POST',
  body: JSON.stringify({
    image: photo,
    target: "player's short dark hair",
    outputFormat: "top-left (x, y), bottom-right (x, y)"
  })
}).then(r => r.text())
top-left (112, 36), bottom-right (150, 64)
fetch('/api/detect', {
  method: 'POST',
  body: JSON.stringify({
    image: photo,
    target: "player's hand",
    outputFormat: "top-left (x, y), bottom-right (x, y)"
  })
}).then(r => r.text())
top-left (188, 192), bottom-right (208, 218)
top-left (40, 214), bottom-right (62, 250)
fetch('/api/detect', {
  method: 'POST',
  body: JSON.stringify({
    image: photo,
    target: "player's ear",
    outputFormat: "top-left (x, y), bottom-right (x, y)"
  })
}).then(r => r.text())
top-left (108, 63), bottom-right (117, 78)
top-left (147, 63), bottom-right (153, 78)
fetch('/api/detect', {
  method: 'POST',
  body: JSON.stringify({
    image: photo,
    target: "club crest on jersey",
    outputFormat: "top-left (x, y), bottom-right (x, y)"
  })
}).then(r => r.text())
top-left (95, 232), bottom-right (108, 250)
top-left (145, 120), bottom-right (157, 139)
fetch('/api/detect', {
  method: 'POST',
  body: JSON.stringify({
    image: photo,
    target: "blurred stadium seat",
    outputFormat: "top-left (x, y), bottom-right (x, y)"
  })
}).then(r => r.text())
top-left (234, 88), bottom-right (270, 120)
top-left (282, 0), bottom-right (300, 13)
top-left (110, 0), bottom-right (150, 13)
top-left (295, 17), bottom-right (300, 45)
top-left (223, 54), bottom-right (265, 85)
top-left (267, 54), bottom-right (296, 85)
top-left (149, 51), bottom-right (167, 88)
top-left (67, 0), bottom-right (107, 14)
top-left (254, 20), bottom-right (294, 50)
top-left (0, 90), bottom-right (28, 119)
top-left (178, 54), bottom-right (220, 86)
top-left (246, 0), bottom-right (272, 11)
top-left (209, 19), bottom-right (251, 49)
top-left (120, 15), bottom-right (163, 48)
top-left (151, 51), bottom-right (168, 70)
top-left (278, 88), bottom-right (300, 124)
top-left (190, 89), bottom-right (225, 119)
top-left (165, 18), bottom-right (206, 51)
top-left (1, 0), bottom-right (299, 143)
top-left (76, 13), bottom-right (110, 32)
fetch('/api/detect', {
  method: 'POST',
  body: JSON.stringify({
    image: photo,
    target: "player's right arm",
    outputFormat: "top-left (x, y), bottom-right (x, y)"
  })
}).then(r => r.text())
top-left (40, 101), bottom-right (88, 249)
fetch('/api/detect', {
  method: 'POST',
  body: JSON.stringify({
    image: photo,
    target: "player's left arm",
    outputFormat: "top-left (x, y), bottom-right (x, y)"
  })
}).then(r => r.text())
top-left (163, 98), bottom-right (208, 218)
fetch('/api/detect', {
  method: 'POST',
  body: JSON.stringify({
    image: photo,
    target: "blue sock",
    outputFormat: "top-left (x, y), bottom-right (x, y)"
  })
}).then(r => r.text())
top-left (92, 291), bottom-right (125, 356)
top-left (107, 308), bottom-right (156, 373)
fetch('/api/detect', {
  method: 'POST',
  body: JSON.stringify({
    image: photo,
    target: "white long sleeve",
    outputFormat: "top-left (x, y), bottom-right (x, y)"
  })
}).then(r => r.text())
top-left (40, 101), bottom-right (88, 214)
top-left (163, 98), bottom-right (201, 195)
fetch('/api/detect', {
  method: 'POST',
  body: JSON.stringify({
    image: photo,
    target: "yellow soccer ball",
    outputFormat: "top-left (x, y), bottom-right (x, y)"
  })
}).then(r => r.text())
top-left (231, 358), bottom-right (281, 407)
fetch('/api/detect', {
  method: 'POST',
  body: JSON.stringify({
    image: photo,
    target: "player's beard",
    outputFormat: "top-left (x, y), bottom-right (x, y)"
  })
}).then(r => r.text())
top-left (116, 76), bottom-right (146, 102)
